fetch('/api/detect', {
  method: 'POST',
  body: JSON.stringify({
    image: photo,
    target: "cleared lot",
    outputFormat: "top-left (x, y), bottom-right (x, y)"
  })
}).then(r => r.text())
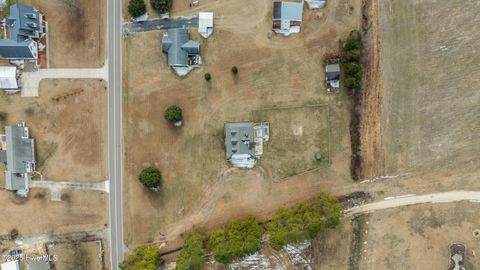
top-left (21, 0), bottom-right (105, 68)
top-left (0, 79), bottom-right (107, 182)
top-left (49, 240), bottom-right (105, 270)
top-left (380, 0), bottom-right (480, 175)
top-left (359, 202), bottom-right (480, 269)
top-left (0, 188), bottom-right (107, 236)
top-left (123, 0), bottom-right (362, 247)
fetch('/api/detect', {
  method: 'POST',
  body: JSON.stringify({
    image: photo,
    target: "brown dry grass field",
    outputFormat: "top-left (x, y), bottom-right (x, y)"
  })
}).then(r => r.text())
top-left (359, 202), bottom-right (480, 269)
top-left (252, 105), bottom-right (331, 181)
top-left (0, 79), bottom-right (107, 182)
top-left (123, 0), bottom-right (362, 247)
top-left (380, 0), bottom-right (480, 176)
top-left (20, 0), bottom-right (105, 68)
top-left (0, 188), bottom-right (107, 236)
top-left (49, 240), bottom-right (104, 270)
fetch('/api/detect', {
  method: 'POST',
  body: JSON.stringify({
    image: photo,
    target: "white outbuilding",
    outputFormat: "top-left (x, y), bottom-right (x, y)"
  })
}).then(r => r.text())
top-left (0, 66), bottom-right (19, 92)
top-left (198, 12), bottom-right (214, 38)
top-left (305, 0), bottom-right (327, 9)
top-left (0, 260), bottom-right (20, 270)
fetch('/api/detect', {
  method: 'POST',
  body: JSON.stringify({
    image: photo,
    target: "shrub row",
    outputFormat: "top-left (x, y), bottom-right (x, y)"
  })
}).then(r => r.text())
top-left (120, 193), bottom-right (342, 269)
top-left (265, 192), bottom-right (342, 250)
top-left (176, 193), bottom-right (342, 268)
top-left (128, 0), bottom-right (172, 18)
top-left (343, 30), bottom-right (363, 92)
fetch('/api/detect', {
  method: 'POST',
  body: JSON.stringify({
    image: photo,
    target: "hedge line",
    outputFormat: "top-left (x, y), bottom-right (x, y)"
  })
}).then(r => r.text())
top-left (343, 30), bottom-right (363, 92)
top-left (175, 193), bottom-right (342, 268)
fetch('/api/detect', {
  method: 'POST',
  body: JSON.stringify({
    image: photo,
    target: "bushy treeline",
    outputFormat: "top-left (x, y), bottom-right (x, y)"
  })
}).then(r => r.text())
top-left (120, 193), bottom-right (342, 269)
top-left (265, 192), bottom-right (342, 250)
top-left (343, 30), bottom-right (363, 91)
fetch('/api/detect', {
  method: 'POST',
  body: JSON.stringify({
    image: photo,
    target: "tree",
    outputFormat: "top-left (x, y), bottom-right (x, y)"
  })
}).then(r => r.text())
top-left (344, 30), bottom-right (362, 51)
top-left (265, 193), bottom-right (342, 250)
top-left (128, 0), bottom-right (147, 18)
top-left (344, 77), bottom-right (361, 90)
top-left (204, 73), bottom-right (212, 81)
top-left (231, 66), bottom-right (238, 75)
top-left (164, 105), bottom-right (183, 124)
top-left (176, 228), bottom-right (208, 270)
top-left (119, 246), bottom-right (163, 270)
top-left (344, 62), bottom-right (362, 80)
top-left (344, 49), bottom-right (361, 63)
top-left (139, 167), bottom-right (162, 190)
top-left (150, 0), bottom-right (172, 14)
top-left (209, 216), bottom-right (264, 264)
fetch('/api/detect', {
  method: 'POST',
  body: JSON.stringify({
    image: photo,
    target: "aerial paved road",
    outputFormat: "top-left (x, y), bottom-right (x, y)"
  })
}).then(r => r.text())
top-left (107, 0), bottom-right (124, 268)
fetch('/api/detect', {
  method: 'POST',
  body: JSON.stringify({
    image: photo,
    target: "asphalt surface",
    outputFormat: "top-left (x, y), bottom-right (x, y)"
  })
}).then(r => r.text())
top-left (124, 17), bottom-right (199, 32)
top-left (107, 0), bottom-right (124, 268)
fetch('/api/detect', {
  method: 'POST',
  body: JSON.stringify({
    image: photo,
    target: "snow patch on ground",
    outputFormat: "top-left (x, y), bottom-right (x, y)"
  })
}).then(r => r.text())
top-left (228, 241), bottom-right (313, 270)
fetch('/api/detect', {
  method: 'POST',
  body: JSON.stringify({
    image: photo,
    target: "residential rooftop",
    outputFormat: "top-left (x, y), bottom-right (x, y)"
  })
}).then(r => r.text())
top-left (0, 122), bottom-right (35, 196)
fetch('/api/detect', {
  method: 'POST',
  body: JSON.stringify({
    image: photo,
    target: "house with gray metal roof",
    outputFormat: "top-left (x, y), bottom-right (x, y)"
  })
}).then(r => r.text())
top-left (0, 3), bottom-right (45, 60)
top-left (0, 122), bottom-right (35, 197)
top-left (325, 63), bottom-right (340, 91)
top-left (162, 28), bottom-right (201, 76)
top-left (224, 122), bottom-right (269, 168)
top-left (272, 1), bottom-right (304, 36)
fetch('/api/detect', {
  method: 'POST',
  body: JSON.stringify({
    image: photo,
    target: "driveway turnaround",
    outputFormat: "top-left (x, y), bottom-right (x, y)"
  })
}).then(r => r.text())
top-left (21, 65), bottom-right (108, 97)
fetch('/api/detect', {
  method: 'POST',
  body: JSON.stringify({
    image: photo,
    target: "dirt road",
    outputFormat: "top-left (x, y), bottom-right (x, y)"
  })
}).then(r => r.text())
top-left (346, 191), bottom-right (480, 215)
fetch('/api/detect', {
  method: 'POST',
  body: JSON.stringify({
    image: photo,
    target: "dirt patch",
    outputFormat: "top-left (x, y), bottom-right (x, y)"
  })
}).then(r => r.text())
top-left (0, 79), bottom-right (107, 182)
top-left (0, 189), bottom-right (107, 236)
top-left (123, 0), bottom-right (362, 248)
top-left (358, 202), bottom-right (480, 269)
top-left (311, 220), bottom-right (353, 270)
top-left (20, 0), bottom-right (105, 67)
top-left (48, 240), bottom-right (104, 270)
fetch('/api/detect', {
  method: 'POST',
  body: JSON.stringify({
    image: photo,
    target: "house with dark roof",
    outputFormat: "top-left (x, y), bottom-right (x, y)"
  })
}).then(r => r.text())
top-left (162, 28), bottom-right (201, 76)
top-left (224, 122), bottom-right (269, 168)
top-left (272, 1), bottom-right (304, 36)
top-left (325, 63), bottom-right (340, 91)
top-left (0, 3), bottom-right (46, 61)
top-left (0, 122), bottom-right (35, 197)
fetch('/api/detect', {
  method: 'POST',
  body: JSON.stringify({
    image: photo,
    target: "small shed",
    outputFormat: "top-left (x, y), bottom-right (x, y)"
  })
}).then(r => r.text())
top-left (305, 0), bottom-right (326, 9)
top-left (198, 12), bottom-right (214, 38)
top-left (325, 63), bottom-right (340, 90)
